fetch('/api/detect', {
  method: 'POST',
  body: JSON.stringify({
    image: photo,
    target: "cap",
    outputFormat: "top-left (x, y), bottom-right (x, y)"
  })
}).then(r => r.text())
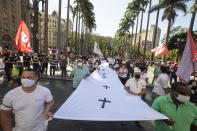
top-left (77, 59), bottom-right (82, 62)
top-left (134, 68), bottom-right (141, 73)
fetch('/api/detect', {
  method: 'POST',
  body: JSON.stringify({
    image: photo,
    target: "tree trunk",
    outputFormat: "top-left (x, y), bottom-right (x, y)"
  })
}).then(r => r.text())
top-left (121, 38), bottom-right (124, 57)
top-left (77, 12), bottom-right (81, 54)
top-left (137, 11), bottom-right (144, 57)
top-left (143, 0), bottom-right (152, 61)
top-left (134, 15), bottom-right (139, 58)
top-left (131, 25), bottom-right (134, 59)
top-left (75, 8), bottom-right (79, 54)
top-left (71, 16), bottom-right (75, 53)
top-left (163, 19), bottom-right (172, 62)
top-left (57, 0), bottom-right (62, 50)
top-left (65, 0), bottom-right (70, 57)
top-left (44, 0), bottom-right (48, 54)
top-left (81, 19), bottom-right (85, 55)
top-left (32, 0), bottom-right (39, 53)
top-left (189, 4), bottom-right (197, 31)
top-left (151, 0), bottom-right (160, 63)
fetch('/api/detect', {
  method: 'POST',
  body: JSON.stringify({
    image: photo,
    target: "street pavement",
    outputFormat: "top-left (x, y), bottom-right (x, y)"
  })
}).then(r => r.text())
top-left (0, 66), bottom-right (155, 131)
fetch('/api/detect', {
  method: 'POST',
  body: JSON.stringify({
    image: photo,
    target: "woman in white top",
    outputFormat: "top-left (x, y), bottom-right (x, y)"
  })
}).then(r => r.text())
top-left (118, 61), bottom-right (128, 85)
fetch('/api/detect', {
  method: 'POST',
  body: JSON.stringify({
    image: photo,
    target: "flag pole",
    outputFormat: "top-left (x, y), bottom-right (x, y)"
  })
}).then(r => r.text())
top-left (193, 60), bottom-right (196, 80)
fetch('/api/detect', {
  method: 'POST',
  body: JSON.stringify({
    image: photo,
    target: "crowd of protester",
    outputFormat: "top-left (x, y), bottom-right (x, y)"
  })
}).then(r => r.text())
top-left (0, 47), bottom-right (197, 131)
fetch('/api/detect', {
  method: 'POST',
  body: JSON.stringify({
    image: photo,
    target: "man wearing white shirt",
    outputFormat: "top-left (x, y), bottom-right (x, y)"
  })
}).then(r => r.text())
top-left (152, 65), bottom-right (169, 101)
top-left (1, 68), bottom-right (54, 131)
top-left (124, 68), bottom-right (146, 96)
top-left (123, 68), bottom-right (146, 128)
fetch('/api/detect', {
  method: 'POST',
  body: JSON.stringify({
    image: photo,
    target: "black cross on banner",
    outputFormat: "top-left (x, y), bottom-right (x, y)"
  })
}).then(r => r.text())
top-left (102, 73), bottom-right (106, 76)
top-left (98, 98), bottom-right (111, 108)
top-left (102, 76), bottom-right (106, 78)
top-left (102, 85), bottom-right (110, 89)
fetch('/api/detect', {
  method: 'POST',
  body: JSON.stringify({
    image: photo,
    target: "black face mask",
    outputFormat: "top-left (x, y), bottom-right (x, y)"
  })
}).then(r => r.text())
top-left (135, 75), bottom-right (141, 79)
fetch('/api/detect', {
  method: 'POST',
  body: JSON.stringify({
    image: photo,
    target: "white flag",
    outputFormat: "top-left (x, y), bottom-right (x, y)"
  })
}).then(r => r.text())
top-left (93, 42), bottom-right (103, 56)
top-left (54, 63), bottom-right (168, 121)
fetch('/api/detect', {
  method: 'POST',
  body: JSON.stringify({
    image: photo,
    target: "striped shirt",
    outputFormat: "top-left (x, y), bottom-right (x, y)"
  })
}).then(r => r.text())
top-left (50, 58), bottom-right (58, 67)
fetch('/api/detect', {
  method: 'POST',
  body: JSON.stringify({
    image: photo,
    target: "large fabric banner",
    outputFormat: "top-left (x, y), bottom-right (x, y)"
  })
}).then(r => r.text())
top-left (54, 63), bottom-right (168, 121)
top-left (176, 30), bottom-right (197, 83)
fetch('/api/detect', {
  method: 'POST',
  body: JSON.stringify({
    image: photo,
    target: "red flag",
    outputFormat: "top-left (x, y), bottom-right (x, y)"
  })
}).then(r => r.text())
top-left (151, 44), bottom-right (169, 56)
top-left (189, 29), bottom-right (197, 62)
top-left (15, 20), bottom-right (32, 53)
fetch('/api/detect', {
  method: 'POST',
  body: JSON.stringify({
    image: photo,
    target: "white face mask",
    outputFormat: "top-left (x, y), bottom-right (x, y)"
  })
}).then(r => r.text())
top-left (21, 79), bottom-right (35, 87)
top-left (77, 62), bottom-right (83, 67)
top-left (176, 94), bottom-right (190, 103)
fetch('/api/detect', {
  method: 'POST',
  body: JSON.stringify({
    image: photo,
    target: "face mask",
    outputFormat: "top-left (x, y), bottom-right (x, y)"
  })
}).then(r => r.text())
top-left (21, 79), bottom-right (35, 87)
top-left (176, 94), bottom-right (190, 103)
top-left (135, 75), bottom-right (141, 79)
top-left (78, 62), bottom-right (83, 67)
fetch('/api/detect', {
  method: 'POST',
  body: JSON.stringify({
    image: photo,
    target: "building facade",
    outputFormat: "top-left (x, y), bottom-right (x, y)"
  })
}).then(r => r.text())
top-left (40, 11), bottom-right (72, 52)
top-left (0, 0), bottom-right (42, 52)
top-left (131, 25), bottom-right (161, 51)
top-left (0, 0), bottom-right (22, 50)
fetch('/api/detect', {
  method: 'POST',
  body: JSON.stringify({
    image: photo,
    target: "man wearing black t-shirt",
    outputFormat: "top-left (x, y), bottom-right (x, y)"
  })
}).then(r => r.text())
top-left (32, 53), bottom-right (40, 78)
top-left (41, 54), bottom-right (49, 75)
top-left (23, 53), bottom-right (31, 68)
top-left (3, 54), bottom-right (13, 82)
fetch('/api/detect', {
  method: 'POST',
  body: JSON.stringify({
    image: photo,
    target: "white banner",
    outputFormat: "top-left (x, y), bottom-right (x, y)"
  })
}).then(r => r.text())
top-left (93, 42), bottom-right (103, 56)
top-left (54, 63), bottom-right (168, 121)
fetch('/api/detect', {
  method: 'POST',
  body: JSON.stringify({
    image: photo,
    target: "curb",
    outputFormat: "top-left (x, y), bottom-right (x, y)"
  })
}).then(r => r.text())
top-left (41, 76), bottom-right (73, 81)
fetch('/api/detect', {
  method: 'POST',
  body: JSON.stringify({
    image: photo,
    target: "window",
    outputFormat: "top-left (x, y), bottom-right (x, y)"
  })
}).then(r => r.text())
top-left (4, 23), bottom-right (8, 29)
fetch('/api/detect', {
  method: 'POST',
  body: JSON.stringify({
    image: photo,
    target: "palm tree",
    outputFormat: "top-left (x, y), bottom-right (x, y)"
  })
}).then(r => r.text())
top-left (151, 0), bottom-right (161, 63)
top-left (69, 5), bottom-right (77, 53)
top-left (57, 0), bottom-right (62, 50)
top-left (123, 12), bottom-right (134, 57)
top-left (150, 0), bottom-right (187, 61)
top-left (74, 4), bottom-right (79, 54)
top-left (125, 2), bottom-right (138, 59)
top-left (74, 0), bottom-right (96, 55)
top-left (32, 0), bottom-right (40, 53)
top-left (43, 0), bottom-right (48, 54)
top-left (143, 0), bottom-right (152, 61)
top-left (137, 0), bottom-right (148, 57)
top-left (186, 0), bottom-right (197, 30)
top-left (65, 0), bottom-right (70, 57)
top-left (77, 11), bottom-right (81, 54)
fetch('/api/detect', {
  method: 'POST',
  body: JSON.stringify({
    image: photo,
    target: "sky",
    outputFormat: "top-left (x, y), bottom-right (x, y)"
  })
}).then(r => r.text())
top-left (44, 0), bottom-right (196, 42)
